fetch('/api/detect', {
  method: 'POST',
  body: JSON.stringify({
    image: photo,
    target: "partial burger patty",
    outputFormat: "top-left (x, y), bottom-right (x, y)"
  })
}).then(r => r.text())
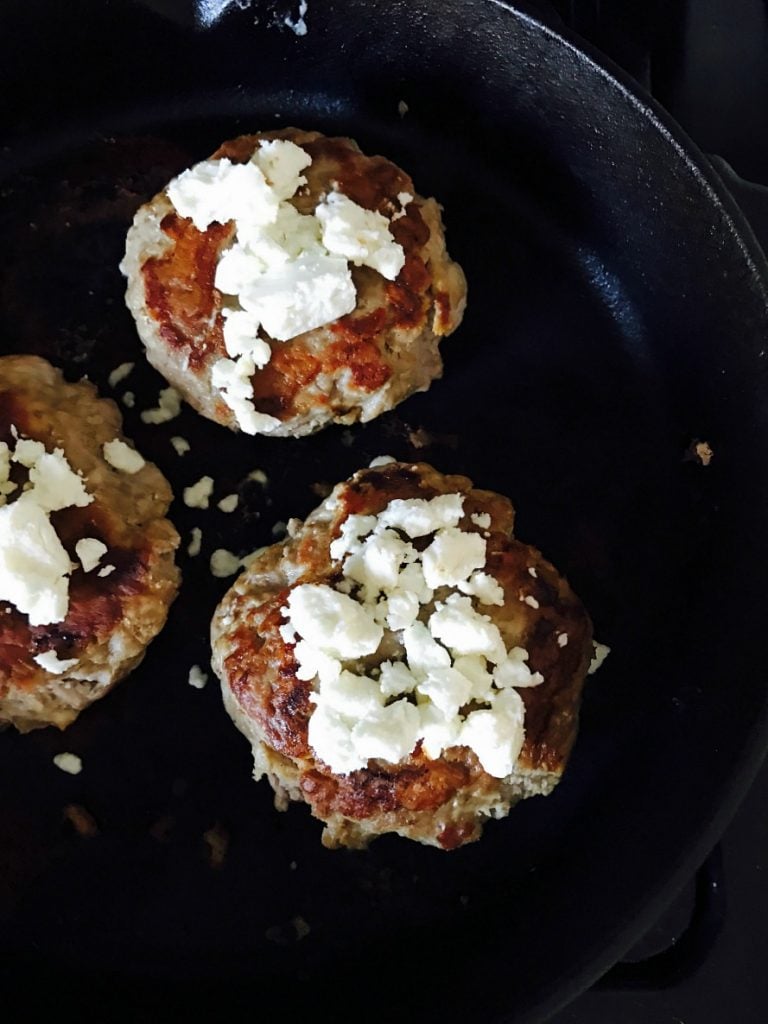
top-left (211, 461), bottom-right (594, 850)
top-left (0, 355), bottom-right (180, 732)
top-left (121, 128), bottom-right (467, 438)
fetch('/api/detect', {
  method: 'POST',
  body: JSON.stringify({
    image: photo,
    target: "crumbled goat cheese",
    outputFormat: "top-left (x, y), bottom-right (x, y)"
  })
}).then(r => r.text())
top-left (183, 476), bottom-right (214, 509)
top-left (34, 650), bottom-right (79, 674)
top-left (170, 435), bottom-right (191, 456)
top-left (589, 642), bottom-right (611, 674)
top-left (103, 438), bottom-right (145, 475)
top-left (0, 438), bottom-right (93, 625)
top-left (217, 493), bottom-right (239, 513)
top-left (141, 386), bottom-right (182, 424)
top-left (557, 632), bottom-right (568, 648)
top-left (283, 492), bottom-right (550, 778)
top-left (0, 441), bottom-right (17, 504)
top-left (188, 664), bottom-right (209, 689)
top-left (248, 468), bottom-right (268, 485)
top-left (98, 565), bottom-right (116, 578)
top-left (369, 455), bottom-right (396, 468)
top-left (165, 138), bottom-right (404, 433)
top-left (523, 594), bottom-right (540, 609)
top-left (187, 527), bottom-right (203, 557)
top-left (398, 99), bottom-right (409, 117)
top-left (283, 0), bottom-right (308, 36)
top-left (53, 752), bottom-right (83, 775)
top-left (528, 566), bottom-right (538, 578)
top-left (391, 192), bottom-right (413, 222)
top-left (210, 548), bottom-right (242, 578)
top-left (210, 355), bottom-right (283, 436)
top-left (470, 511), bottom-right (491, 530)
top-left (315, 191), bottom-right (405, 280)
top-left (75, 538), bottom-right (107, 573)
top-left (108, 362), bottom-right (134, 388)
top-left (122, 391), bottom-right (136, 409)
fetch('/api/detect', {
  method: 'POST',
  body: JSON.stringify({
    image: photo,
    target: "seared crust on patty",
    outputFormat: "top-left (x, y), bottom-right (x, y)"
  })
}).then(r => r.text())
top-left (211, 462), bottom-right (593, 850)
top-left (121, 128), bottom-right (467, 438)
top-left (0, 355), bottom-right (181, 732)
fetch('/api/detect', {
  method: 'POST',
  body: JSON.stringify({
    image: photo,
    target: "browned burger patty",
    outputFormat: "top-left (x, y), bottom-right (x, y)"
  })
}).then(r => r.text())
top-left (121, 128), bottom-right (467, 438)
top-left (211, 461), bottom-right (594, 850)
top-left (0, 355), bottom-right (181, 732)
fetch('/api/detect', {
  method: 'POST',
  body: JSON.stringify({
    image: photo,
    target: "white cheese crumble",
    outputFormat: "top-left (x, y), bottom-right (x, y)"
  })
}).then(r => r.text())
top-left (0, 436), bottom-right (94, 625)
top-left (315, 191), bottom-right (405, 280)
top-left (283, 491), bottom-right (547, 778)
top-left (34, 650), bottom-right (79, 674)
top-left (170, 435), bottom-right (190, 456)
top-left (248, 468), bottom-right (268, 485)
top-left (217, 493), bottom-right (239, 513)
top-left (108, 362), bottom-right (134, 388)
top-left (98, 564), bottom-right (116, 578)
top-left (369, 455), bottom-right (396, 468)
top-left (470, 511), bottom-right (491, 530)
top-left (122, 391), bottom-right (136, 409)
top-left (75, 538), bottom-right (107, 573)
top-left (183, 476), bottom-right (214, 509)
top-left (210, 548), bottom-right (242, 578)
top-left (0, 442), bottom-right (14, 499)
top-left (165, 137), bottom-right (405, 434)
top-left (284, 0), bottom-right (308, 35)
top-left (187, 527), bottom-right (203, 557)
top-left (53, 752), bottom-right (82, 775)
top-left (141, 386), bottom-right (182, 425)
top-left (103, 438), bottom-right (145, 475)
top-left (589, 642), bottom-right (611, 674)
top-left (188, 664), bottom-right (209, 689)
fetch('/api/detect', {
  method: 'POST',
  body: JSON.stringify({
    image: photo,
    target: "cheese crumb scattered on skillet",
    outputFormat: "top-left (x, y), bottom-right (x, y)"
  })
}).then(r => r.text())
top-left (108, 362), bottom-right (134, 388)
top-left (248, 468), bottom-right (268, 485)
top-left (170, 435), bottom-right (190, 456)
top-left (588, 642), bottom-right (610, 674)
top-left (217, 493), bottom-right (239, 513)
top-left (283, 0), bottom-right (308, 37)
top-left (98, 565), bottom-right (116, 578)
top-left (183, 476), bottom-right (214, 509)
top-left (187, 527), bottom-right (203, 557)
top-left (210, 548), bottom-right (242, 578)
top-left (103, 438), bottom-right (145, 474)
top-left (122, 391), bottom-right (135, 409)
top-left (141, 386), bottom-right (182, 425)
top-left (53, 752), bottom-right (83, 775)
top-left (188, 664), bottom-right (208, 689)
top-left (283, 492), bottom-right (544, 778)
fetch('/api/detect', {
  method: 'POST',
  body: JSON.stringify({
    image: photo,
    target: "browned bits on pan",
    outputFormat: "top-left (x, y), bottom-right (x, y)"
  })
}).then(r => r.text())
top-left (203, 822), bottom-right (229, 869)
top-left (62, 803), bottom-right (99, 838)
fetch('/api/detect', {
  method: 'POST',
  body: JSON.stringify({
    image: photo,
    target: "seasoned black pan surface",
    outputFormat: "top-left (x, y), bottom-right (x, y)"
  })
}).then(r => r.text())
top-left (2, 2), bottom-right (768, 1022)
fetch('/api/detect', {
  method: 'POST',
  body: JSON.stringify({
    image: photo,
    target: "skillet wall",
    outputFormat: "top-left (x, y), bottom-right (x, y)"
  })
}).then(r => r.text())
top-left (2, 2), bottom-right (768, 1022)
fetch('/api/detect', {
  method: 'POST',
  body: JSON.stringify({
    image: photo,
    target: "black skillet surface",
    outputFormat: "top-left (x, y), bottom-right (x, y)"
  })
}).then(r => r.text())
top-left (2, 1), bottom-right (768, 1021)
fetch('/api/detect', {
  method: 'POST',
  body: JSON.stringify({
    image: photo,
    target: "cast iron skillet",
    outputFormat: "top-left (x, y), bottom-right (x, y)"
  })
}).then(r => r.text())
top-left (2, 1), bottom-right (768, 1021)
